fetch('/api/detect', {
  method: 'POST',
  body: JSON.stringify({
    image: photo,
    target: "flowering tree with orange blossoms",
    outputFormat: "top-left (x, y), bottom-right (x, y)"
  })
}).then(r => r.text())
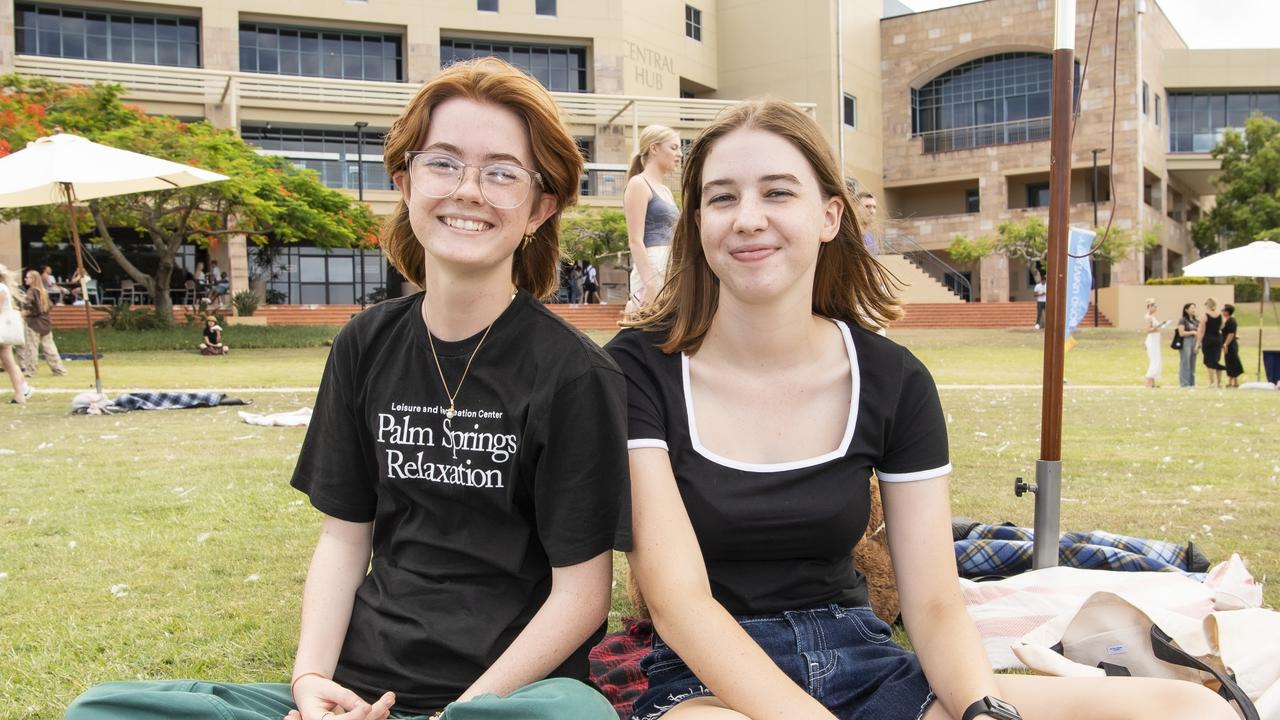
top-left (1, 75), bottom-right (380, 322)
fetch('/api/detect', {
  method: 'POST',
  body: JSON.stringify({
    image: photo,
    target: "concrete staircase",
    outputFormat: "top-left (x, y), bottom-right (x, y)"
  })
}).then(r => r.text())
top-left (894, 301), bottom-right (1113, 329)
top-left (877, 253), bottom-right (965, 304)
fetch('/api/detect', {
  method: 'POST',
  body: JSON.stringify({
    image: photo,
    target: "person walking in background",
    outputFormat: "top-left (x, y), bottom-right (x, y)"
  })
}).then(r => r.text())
top-left (855, 190), bottom-right (880, 255)
top-left (18, 269), bottom-right (67, 378)
top-left (569, 261), bottom-right (584, 304)
top-left (1142, 298), bottom-right (1164, 388)
top-left (1033, 279), bottom-right (1048, 329)
top-left (624, 124), bottom-right (680, 313)
top-left (1222, 303), bottom-right (1243, 388)
top-left (0, 264), bottom-right (33, 405)
top-left (583, 260), bottom-right (600, 304)
top-left (1175, 302), bottom-right (1199, 388)
top-left (1197, 297), bottom-right (1225, 388)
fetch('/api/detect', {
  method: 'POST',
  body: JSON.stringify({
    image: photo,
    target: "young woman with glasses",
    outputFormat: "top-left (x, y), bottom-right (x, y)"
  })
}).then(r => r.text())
top-left (65, 57), bottom-right (626, 720)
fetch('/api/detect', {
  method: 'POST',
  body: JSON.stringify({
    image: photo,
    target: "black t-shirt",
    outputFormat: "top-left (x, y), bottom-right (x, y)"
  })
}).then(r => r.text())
top-left (1223, 316), bottom-right (1238, 342)
top-left (605, 320), bottom-right (950, 615)
top-left (291, 291), bottom-right (630, 713)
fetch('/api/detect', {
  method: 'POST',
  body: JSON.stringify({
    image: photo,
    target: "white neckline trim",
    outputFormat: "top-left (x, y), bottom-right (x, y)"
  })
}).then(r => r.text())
top-left (681, 319), bottom-right (859, 473)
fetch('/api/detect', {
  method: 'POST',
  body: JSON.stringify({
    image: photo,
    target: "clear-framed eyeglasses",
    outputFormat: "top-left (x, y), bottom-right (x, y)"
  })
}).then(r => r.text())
top-left (404, 151), bottom-right (545, 209)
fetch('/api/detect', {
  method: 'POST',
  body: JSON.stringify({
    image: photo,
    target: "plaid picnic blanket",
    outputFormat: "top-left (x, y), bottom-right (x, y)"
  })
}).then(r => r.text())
top-left (955, 524), bottom-right (1209, 579)
top-left (111, 392), bottom-right (226, 411)
top-left (588, 618), bottom-right (652, 717)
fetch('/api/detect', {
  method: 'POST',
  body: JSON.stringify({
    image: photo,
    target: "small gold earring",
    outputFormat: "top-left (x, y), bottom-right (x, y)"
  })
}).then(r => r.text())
top-left (521, 233), bottom-right (534, 250)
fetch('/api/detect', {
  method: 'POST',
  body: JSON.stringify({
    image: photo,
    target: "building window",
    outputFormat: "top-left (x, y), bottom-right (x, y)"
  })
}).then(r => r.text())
top-left (1168, 91), bottom-right (1280, 152)
top-left (911, 53), bottom-right (1075, 153)
top-left (685, 5), bottom-right (702, 41)
top-left (15, 2), bottom-right (200, 67)
top-left (241, 124), bottom-right (392, 192)
top-left (239, 23), bottom-right (402, 81)
top-left (1026, 182), bottom-right (1050, 209)
top-left (1142, 81), bottom-right (1149, 115)
top-left (1155, 94), bottom-right (1161, 128)
top-left (535, 0), bottom-right (556, 16)
top-left (477, 0), bottom-right (498, 11)
top-left (441, 38), bottom-right (587, 92)
top-left (843, 94), bottom-right (857, 128)
top-left (250, 244), bottom-right (386, 305)
top-left (965, 188), bottom-right (980, 213)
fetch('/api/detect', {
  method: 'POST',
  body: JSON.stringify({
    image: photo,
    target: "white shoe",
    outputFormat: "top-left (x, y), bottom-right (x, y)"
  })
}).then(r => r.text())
top-left (22, 384), bottom-right (34, 399)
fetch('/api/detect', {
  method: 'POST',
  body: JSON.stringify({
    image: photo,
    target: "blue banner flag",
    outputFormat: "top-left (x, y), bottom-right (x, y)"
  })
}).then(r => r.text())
top-left (1064, 227), bottom-right (1095, 339)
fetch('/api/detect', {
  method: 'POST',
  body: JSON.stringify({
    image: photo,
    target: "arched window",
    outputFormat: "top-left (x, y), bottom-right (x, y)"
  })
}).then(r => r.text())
top-left (912, 53), bottom-right (1074, 152)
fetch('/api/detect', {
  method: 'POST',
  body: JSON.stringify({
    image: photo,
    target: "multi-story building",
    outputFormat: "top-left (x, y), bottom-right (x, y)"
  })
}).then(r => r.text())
top-left (0, 0), bottom-right (879, 304)
top-left (879, 0), bottom-right (1280, 302)
top-left (1, 0), bottom-right (1276, 305)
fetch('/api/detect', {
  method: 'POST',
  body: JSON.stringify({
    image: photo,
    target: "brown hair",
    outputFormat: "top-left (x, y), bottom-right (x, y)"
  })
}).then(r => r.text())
top-left (626, 100), bottom-right (901, 353)
top-left (627, 124), bottom-right (679, 179)
top-left (380, 57), bottom-right (583, 299)
top-left (24, 269), bottom-right (51, 313)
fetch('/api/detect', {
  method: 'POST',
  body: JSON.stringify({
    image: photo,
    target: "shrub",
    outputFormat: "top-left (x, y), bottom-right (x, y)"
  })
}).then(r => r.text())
top-left (1232, 281), bottom-right (1280, 303)
top-left (232, 289), bottom-right (261, 317)
top-left (1145, 277), bottom-right (1210, 285)
top-left (95, 304), bottom-right (168, 331)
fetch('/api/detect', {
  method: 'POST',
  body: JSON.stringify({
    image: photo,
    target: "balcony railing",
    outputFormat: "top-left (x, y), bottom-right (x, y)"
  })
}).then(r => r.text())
top-left (915, 117), bottom-right (1051, 154)
top-left (14, 55), bottom-right (815, 129)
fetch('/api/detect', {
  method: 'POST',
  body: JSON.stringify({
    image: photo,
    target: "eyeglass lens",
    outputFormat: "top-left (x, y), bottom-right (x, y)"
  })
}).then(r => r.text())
top-left (408, 153), bottom-right (535, 209)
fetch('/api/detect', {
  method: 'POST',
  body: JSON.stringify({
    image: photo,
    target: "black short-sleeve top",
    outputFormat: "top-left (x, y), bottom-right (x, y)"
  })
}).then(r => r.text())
top-left (291, 291), bottom-right (630, 713)
top-left (605, 319), bottom-right (950, 616)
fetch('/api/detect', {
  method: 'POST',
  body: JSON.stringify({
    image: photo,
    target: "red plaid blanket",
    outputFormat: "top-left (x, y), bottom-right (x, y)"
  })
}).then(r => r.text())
top-left (588, 618), bottom-right (653, 717)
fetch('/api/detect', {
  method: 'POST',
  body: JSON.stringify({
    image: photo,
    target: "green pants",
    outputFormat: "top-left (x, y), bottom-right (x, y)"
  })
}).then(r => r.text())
top-left (64, 678), bottom-right (615, 720)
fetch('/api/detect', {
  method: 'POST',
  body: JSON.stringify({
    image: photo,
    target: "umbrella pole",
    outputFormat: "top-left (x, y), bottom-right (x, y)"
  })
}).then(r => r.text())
top-left (1260, 278), bottom-right (1266, 383)
top-left (62, 183), bottom-right (102, 394)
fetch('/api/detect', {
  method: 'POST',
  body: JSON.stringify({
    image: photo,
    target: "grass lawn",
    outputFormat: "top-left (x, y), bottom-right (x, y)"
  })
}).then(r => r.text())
top-left (1, 326), bottom-right (1276, 719)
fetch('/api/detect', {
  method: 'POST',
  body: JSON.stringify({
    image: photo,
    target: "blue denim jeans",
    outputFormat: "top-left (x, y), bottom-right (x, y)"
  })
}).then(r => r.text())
top-left (629, 605), bottom-right (934, 720)
top-left (1179, 341), bottom-right (1198, 387)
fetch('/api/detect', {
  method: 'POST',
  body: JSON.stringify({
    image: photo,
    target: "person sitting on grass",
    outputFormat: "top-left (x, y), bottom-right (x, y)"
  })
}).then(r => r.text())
top-left (198, 316), bottom-right (228, 356)
top-left (608, 99), bottom-right (1236, 720)
top-left (64, 57), bottom-right (627, 720)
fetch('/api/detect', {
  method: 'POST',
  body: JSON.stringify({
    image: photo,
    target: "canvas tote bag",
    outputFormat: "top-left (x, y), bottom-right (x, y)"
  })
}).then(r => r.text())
top-left (1013, 591), bottom-right (1275, 720)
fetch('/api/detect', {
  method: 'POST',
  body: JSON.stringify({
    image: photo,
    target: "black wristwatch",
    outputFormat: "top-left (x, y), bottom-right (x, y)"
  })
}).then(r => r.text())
top-left (961, 696), bottom-right (1022, 720)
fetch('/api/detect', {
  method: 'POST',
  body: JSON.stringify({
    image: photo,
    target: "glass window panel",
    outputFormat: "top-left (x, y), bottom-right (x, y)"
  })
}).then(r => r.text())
top-left (240, 46), bottom-right (257, 71)
top-left (258, 30), bottom-right (277, 49)
top-left (344, 52), bottom-right (362, 79)
top-left (279, 32), bottom-right (299, 51)
top-left (279, 50), bottom-right (299, 75)
top-left (1257, 93), bottom-right (1280, 121)
top-left (299, 257), bottom-right (327, 282)
top-left (240, 28), bottom-right (256, 49)
top-left (110, 36), bottom-right (132, 62)
top-left (328, 284), bottom-right (355, 304)
top-left (363, 55), bottom-right (382, 81)
top-left (1209, 94), bottom-right (1227, 131)
top-left (1226, 94), bottom-right (1251, 127)
top-left (135, 41), bottom-right (156, 65)
top-left (38, 10), bottom-right (62, 32)
top-left (327, 257), bottom-right (355, 283)
top-left (300, 285), bottom-right (328, 304)
top-left (62, 32), bottom-right (85, 58)
top-left (156, 41), bottom-right (178, 65)
top-left (85, 33), bottom-right (107, 59)
top-left (536, 0), bottom-right (556, 15)
top-left (300, 51), bottom-right (320, 76)
top-left (300, 32), bottom-right (319, 55)
top-left (1027, 91), bottom-right (1050, 118)
top-left (257, 46), bottom-right (277, 72)
top-left (179, 22), bottom-right (197, 44)
top-left (133, 20), bottom-right (154, 42)
top-left (155, 18), bottom-right (177, 42)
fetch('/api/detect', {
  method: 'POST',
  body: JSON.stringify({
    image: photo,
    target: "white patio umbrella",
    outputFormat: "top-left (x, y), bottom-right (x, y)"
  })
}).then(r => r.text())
top-left (1182, 240), bottom-right (1280, 382)
top-left (0, 133), bottom-right (229, 392)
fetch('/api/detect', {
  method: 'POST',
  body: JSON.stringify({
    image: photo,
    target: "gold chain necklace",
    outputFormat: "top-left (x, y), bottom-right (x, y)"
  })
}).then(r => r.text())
top-left (424, 288), bottom-right (517, 419)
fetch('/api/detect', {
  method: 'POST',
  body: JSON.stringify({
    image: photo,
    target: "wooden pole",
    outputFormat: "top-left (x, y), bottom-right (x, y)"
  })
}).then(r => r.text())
top-left (63, 183), bottom-right (102, 394)
top-left (1033, 0), bottom-right (1076, 569)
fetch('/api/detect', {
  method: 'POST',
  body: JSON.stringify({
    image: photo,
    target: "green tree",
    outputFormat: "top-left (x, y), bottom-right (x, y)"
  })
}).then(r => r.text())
top-left (0, 74), bottom-right (379, 322)
top-left (1091, 226), bottom-right (1159, 266)
top-left (560, 207), bottom-right (629, 263)
top-left (1191, 115), bottom-right (1280, 251)
top-left (946, 234), bottom-right (994, 265)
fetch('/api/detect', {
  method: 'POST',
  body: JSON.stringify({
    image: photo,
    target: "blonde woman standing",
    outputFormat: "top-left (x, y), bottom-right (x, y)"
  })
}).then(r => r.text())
top-left (1142, 298), bottom-right (1165, 388)
top-left (624, 124), bottom-right (681, 313)
top-left (0, 264), bottom-right (33, 404)
top-left (19, 268), bottom-right (67, 377)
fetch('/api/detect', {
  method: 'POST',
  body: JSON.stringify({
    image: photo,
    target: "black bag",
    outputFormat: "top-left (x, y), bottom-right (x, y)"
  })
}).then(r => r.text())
top-left (1171, 324), bottom-right (1184, 350)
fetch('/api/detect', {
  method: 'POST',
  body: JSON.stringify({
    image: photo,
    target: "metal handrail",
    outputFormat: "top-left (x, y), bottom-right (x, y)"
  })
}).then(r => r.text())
top-left (914, 116), bottom-right (1052, 154)
top-left (880, 234), bottom-right (973, 301)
